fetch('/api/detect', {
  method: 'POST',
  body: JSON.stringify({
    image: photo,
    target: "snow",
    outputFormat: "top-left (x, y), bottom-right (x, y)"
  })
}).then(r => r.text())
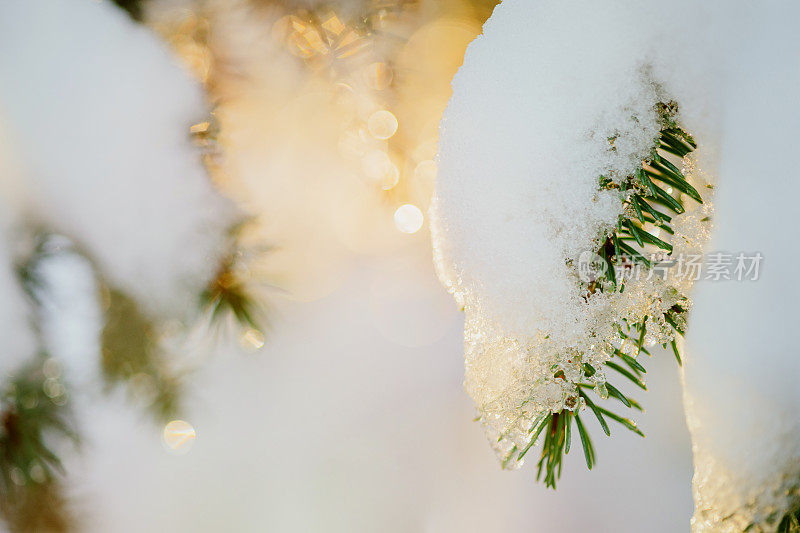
top-left (0, 0), bottom-right (234, 319)
top-left (0, 219), bottom-right (35, 373)
top-left (0, 123), bottom-right (36, 373)
top-left (433, 0), bottom-right (800, 527)
top-left (0, 0), bottom-right (795, 529)
top-left (682, 5), bottom-right (800, 531)
top-left (433, 1), bottom-right (657, 343)
top-left (31, 236), bottom-right (103, 387)
top-left (431, 0), bottom-right (715, 468)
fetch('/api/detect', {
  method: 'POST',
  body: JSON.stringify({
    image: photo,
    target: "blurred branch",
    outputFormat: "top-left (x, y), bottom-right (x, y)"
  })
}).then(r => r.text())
top-left (0, 358), bottom-right (77, 533)
top-left (111, 0), bottom-right (145, 21)
top-left (200, 220), bottom-right (271, 335)
top-left (100, 288), bottom-right (184, 423)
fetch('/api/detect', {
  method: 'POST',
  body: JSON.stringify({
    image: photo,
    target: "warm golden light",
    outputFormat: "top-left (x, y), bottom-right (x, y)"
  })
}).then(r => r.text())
top-left (365, 62), bottom-right (393, 91)
top-left (320, 13), bottom-right (346, 35)
top-left (362, 149), bottom-right (399, 189)
top-left (190, 121), bottom-right (210, 134)
top-left (380, 167), bottom-right (400, 190)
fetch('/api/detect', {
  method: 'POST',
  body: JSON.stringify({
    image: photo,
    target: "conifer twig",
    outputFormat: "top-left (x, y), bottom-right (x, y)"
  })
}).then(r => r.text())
top-left (522, 102), bottom-right (703, 488)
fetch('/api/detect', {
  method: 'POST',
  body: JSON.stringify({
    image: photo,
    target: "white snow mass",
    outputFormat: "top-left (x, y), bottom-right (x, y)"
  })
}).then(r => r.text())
top-left (0, 0), bottom-right (234, 319)
top-left (431, 1), bottom-right (800, 528)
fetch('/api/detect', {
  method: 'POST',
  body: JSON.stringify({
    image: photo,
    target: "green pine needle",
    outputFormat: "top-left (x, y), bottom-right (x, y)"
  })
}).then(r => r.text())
top-left (579, 390), bottom-right (610, 436)
top-left (605, 382), bottom-right (632, 409)
top-left (519, 102), bottom-right (700, 488)
top-left (574, 413), bottom-right (594, 471)
top-left (605, 361), bottom-right (647, 390)
top-left (670, 339), bottom-right (683, 366)
top-left (616, 350), bottom-right (646, 375)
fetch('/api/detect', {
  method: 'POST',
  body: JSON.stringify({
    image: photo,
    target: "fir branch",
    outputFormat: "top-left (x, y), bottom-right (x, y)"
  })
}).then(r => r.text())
top-left (110, 0), bottom-right (143, 21)
top-left (0, 479), bottom-right (72, 533)
top-left (0, 358), bottom-right (76, 532)
top-left (100, 289), bottom-right (183, 423)
top-left (201, 257), bottom-right (263, 332)
top-left (6, 234), bottom-right (79, 531)
top-left (19, 231), bottom-right (187, 424)
top-left (776, 506), bottom-right (800, 533)
top-left (522, 102), bottom-right (703, 488)
top-left (200, 221), bottom-right (270, 335)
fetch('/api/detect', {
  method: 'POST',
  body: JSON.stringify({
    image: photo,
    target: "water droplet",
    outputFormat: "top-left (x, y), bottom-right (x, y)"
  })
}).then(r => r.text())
top-left (239, 329), bottom-right (265, 352)
top-left (596, 382), bottom-right (609, 400)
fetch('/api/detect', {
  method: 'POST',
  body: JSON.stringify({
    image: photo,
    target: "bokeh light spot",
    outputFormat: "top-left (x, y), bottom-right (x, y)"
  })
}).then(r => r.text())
top-left (362, 149), bottom-right (399, 189)
top-left (394, 204), bottom-right (424, 234)
top-left (368, 110), bottom-right (398, 140)
top-left (414, 159), bottom-right (438, 186)
top-left (163, 420), bottom-right (196, 454)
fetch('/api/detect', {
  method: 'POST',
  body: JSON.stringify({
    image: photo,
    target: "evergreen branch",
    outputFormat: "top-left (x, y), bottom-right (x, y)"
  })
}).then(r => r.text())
top-left (200, 221), bottom-right (270, 334)
top-left (664, 311), bottom-right (685, 336)
top-left (0, 358), bottom-right (76, 532)
top-left (746, 497), bottom-right (800, 532)
top-left (579, 389), bottom-right (610, 436)
top-left (617, 240), bottom-right (652, 268)
top-left (594, 405), bottom-right (645, 437)
top-left (775, 506), bottom-right (800, 533)
top-left (670, 339), bottom-right (682, 366)
top-left (574, 412), bottom-right (594, 471)
top-left (605, 382), bottom-right (633, 409)
top-left (101, 289), bottom-right (183, 423)
top-left (110, 0), bottom-right (143, 20)
top-left (606, 361), bottom-right (647, 390)
top-left (616, 350), bottom-right (646, 375)
top-left (519, 102), bottom-right (703, 488)
top-left (5, 236), bottom-right (79, 531)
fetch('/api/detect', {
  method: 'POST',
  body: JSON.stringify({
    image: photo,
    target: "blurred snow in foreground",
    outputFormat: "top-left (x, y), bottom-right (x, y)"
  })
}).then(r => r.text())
top-left (68, 246), bottom-right (693, 532)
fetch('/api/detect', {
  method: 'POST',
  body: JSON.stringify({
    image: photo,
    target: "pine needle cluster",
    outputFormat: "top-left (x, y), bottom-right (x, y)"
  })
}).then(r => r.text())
top-left (522, 103), bottom-right (702, 488)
